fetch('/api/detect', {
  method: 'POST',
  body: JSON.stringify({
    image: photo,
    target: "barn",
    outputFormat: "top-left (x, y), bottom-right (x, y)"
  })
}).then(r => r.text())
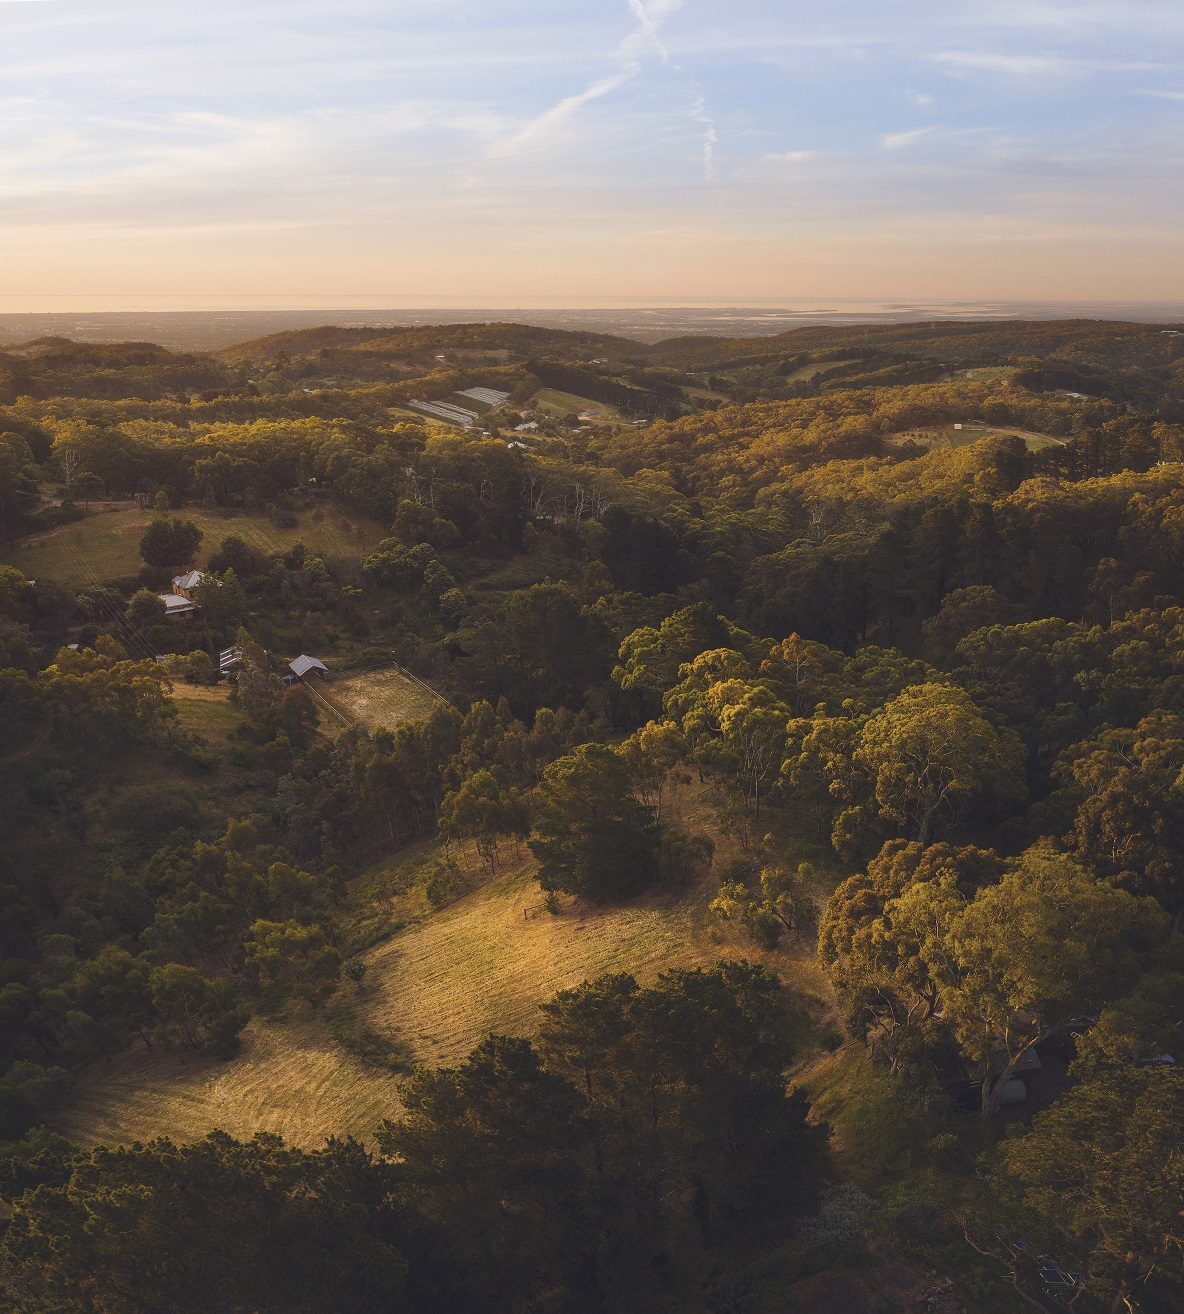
top-left (289, 654), bottom-right (329, 681)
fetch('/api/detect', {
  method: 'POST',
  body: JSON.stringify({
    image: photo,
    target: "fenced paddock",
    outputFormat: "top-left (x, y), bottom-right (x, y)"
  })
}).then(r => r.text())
top-left (316, 665), bottom-right (447, 734)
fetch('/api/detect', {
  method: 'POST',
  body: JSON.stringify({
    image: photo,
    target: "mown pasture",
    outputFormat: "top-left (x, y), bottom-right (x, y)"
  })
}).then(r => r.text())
top-left (1, 503), bottom-right (385, 585)
top-left (58, 777), bottom-right (834, 1149)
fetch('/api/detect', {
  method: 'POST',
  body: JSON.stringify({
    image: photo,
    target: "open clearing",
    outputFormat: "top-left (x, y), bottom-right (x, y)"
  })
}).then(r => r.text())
top-left (58, 779), bottom-right (834, 1149)
top-left (531, 387), bottom-right (620, 422)
top-left (58, 859), bottom-right (791, 1149)
top-left (55, 1015), bottom-right (401, 1149)
top-left (355, 856), bottom-right (827, 1069)
top-left (785, 358), bottom-right (865, 382)
top-left (681, 385), bottom-right (730, 402)
top-left (1, 503), bottom-right (386, 585)
top-left (351, 773), bottom-right (833, 1068)
top-left (315, 666), bottom-right (445, 733)
top-left (891, 423), bottom-right (1066, 452)
top-left (363, 859), bottom-right (715, 1068)
top-left (51, 861), bottom-right (731, 1148)
top-left (170, 682), bottom-right (244, 744)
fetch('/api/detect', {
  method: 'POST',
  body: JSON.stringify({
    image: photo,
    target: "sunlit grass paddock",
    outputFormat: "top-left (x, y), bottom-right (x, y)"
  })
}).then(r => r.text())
top-left (2, 503), bottom-right (385, 585)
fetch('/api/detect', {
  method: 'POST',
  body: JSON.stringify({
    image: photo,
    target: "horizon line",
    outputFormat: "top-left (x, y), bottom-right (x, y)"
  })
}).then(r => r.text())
top-left (3, 297), bottom-right (1184, 314)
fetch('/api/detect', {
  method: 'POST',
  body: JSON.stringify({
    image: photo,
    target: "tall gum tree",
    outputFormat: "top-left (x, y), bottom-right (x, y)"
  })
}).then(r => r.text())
top-left (940, 851), bottom-right (1170, 1116)
top-left (854, 681), bottom-right (1025, 846)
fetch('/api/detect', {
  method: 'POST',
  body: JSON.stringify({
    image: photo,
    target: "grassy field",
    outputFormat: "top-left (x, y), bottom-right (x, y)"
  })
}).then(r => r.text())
top-left (52, 858), bottom-right (728, 1148)
top-left (55, 1015), bottom-right (402, 1148)
top-left (58, 857), bottom-right (785, 1148)
top-left (1, 503), bottom-right (386, 585)
top-left (892, 423), bottom-right (1066, 453)
top-left (59, 778), bottom-right (834, 1149)
top-left (531, 387), bottom-right (620, 422)
top-left (785, 358), bottom-right (865, 382)
top-left (351, 773), bottom-right (832, 1067)
top-left (315, 666), bottom-right (446, 733)
top-left (364, 860), bottom-right (717, 1066)
top-left (951, 366), bottom-right (1018, 384)
top-left (171, 682), bottom-right (244, 745)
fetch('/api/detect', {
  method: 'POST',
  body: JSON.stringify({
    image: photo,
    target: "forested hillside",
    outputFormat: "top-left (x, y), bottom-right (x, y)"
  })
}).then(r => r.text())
top-left (0, 320), bottom-right (1181, 1314)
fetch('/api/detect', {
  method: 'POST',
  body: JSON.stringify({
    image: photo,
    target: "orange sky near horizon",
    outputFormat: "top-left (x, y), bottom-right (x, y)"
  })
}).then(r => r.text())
top-left (2, 1), bottom-right (1183, 311)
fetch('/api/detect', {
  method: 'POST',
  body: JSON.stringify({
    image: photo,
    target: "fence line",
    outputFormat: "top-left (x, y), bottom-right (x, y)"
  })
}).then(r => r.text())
top-left (390, 660), bottom-right (453, 708)
top-left (305, 681), bottom-right (358, 731)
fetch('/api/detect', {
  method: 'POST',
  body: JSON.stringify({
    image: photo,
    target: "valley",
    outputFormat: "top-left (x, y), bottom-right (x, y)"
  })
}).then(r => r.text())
top-left (1, 316), bottom-right (1182, 1313)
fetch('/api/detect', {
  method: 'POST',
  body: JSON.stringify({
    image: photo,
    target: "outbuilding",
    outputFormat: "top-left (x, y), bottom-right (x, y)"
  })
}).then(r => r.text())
top-left (289, 654), bottom-right (329, 681)
top-left (158, 592), bottom-right (198, 617)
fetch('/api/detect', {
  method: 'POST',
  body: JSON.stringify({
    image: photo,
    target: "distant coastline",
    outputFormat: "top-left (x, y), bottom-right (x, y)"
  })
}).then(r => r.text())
top-left (2, 300), bottom-right (1184, 351)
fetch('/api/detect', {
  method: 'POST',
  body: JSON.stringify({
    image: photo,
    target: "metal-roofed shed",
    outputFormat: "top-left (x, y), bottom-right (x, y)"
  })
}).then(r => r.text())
top-left (289, 655), bottom-right (329, 679)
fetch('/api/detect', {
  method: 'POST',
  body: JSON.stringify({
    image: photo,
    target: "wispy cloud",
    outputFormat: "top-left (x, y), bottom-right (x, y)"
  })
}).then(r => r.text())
top-left (881, 127), bottom-right (937, 150)
top-left (482, 0), bottom-right (717, 185)
top-left (935, 49), bottom-right (1164, 77)
top-left (935, 51), bottom-right (1071, 76)
top-left (689, 91), bottom-right (717, 181)
top-left (486, 72), bottom-right (630, 158)
top-left (765, 150), bottom-right (819, 164)
top-left (625, 0), bottom-right (682, 60)
top-left (3, 0), bottom-right (1184, 304)
top-left (489, 0), bottom-right (683, 158)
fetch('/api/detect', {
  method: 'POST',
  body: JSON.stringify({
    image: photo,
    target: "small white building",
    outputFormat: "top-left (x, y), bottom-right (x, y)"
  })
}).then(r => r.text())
top-left (160, 596), bottom-right (195, 617)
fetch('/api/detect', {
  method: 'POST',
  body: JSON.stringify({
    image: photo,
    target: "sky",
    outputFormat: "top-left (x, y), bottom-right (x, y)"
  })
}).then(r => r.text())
top-left (1, 0), bottom-right (1183, 308)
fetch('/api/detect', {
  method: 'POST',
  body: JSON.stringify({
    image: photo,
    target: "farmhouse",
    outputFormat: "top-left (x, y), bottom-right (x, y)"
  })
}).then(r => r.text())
top-left (157, 568), bottom-right (209, 618)
top-left (172, 569), bottom-right (206, 599)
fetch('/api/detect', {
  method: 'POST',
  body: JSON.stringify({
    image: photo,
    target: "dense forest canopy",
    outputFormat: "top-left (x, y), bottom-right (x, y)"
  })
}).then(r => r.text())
top-left (0, 318), bottom-right (1181, 1314)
